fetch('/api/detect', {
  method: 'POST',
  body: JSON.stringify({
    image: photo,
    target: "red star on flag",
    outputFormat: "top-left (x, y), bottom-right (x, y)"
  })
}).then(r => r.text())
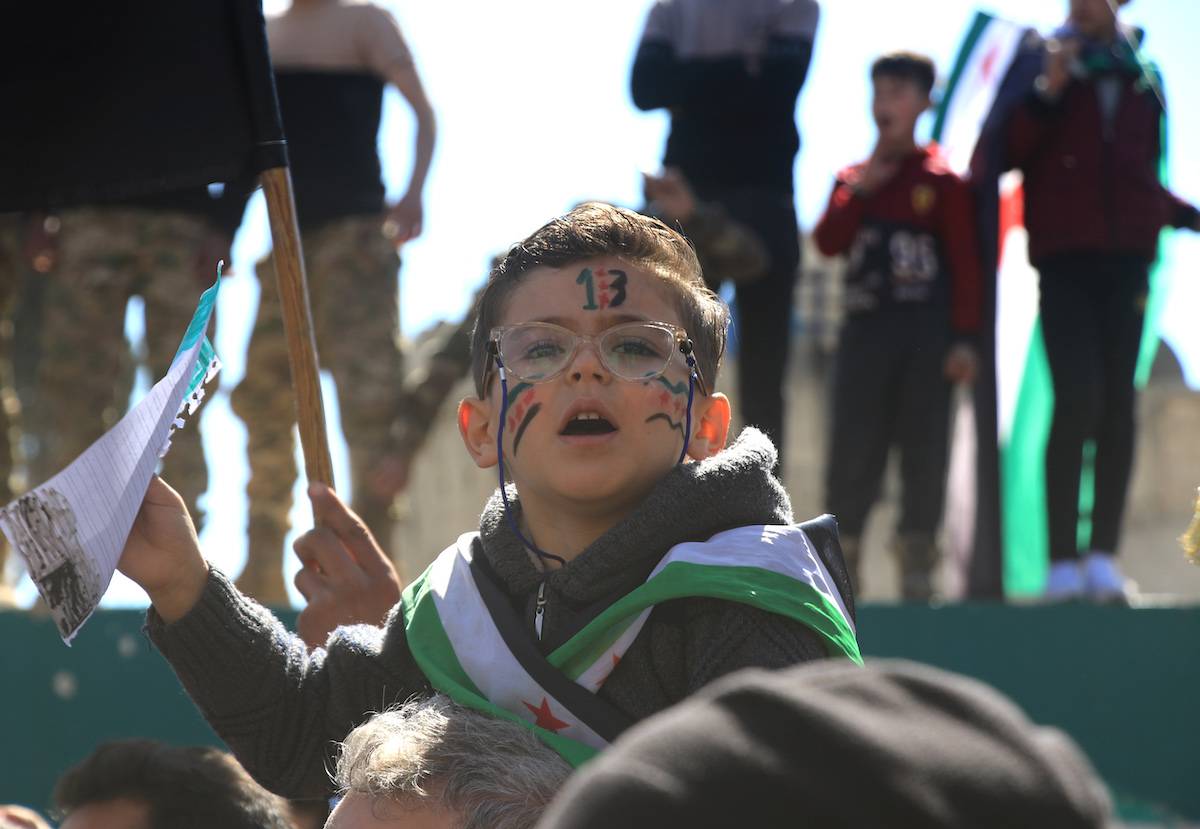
top-left (980, 44), bottom-right (999, 83)
top-left (523, 697), bottom-right (570, 733)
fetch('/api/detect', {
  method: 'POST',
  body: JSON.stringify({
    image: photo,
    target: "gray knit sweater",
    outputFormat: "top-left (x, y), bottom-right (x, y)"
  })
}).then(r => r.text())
top-left (146, 428), bottom-right (828, 798)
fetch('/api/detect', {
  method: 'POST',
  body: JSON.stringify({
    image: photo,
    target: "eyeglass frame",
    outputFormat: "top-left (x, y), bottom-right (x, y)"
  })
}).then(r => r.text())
top-left (480, 320), bottom-right (710, 398)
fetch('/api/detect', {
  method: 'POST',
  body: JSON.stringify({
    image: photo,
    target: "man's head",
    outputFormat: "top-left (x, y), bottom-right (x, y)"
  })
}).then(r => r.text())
top-left (327, 695), bottom-right (571, 829)
top-left (870, 52), bottom-right (935, 149)
top-left (458, 203), bottom-right (731, 516)
top-left (53, 740), bottom-right (291, 829)
top-left (1069, 0), bottom-right (1127, 40)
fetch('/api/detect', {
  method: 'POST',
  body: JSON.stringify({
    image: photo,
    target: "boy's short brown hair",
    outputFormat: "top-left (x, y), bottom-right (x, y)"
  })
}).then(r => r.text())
top-left (871, 51), bottom-right (936, 96)
top-left (470, 202), bottom-right (729, 397)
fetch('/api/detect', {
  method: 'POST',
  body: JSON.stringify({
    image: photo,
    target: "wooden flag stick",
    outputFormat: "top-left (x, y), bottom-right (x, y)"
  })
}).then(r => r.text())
top-left (260, 166), bottom-right (335, 496)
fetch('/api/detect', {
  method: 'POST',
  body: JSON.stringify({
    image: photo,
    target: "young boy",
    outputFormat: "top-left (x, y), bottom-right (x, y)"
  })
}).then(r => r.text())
top-left (119, 203), bottom-right (859, 797)
top-left (813, 52), bottom-right (982, 601)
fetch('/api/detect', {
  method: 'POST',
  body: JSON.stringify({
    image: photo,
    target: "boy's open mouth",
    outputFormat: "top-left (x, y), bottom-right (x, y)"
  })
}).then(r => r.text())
top-left (560, 412), bottom-right (617, 436)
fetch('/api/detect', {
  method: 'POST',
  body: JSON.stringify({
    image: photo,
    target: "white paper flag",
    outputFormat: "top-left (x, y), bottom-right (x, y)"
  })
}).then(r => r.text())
top-left (0, 276), bottom-right (221, 643)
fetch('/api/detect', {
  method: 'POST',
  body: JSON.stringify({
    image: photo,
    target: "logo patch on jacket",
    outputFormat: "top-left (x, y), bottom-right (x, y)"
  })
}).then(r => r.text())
top-left (911, 184), bottom-right (936, 216)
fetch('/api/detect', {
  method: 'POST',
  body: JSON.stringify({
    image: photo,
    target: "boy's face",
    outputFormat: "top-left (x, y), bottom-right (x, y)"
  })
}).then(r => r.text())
top-left (458, 258), bottom-right (730, 515)
top-left (1070, 0), bottom-right (1119, 39)
top-left (871, 75), bottom-right (929, 147)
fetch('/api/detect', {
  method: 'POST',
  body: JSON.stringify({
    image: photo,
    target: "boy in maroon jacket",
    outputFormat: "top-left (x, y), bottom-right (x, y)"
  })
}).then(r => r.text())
top-left (1005, 0), bottom-right (1200, 601)
top-left (814, 52), bottom-right (982, 600)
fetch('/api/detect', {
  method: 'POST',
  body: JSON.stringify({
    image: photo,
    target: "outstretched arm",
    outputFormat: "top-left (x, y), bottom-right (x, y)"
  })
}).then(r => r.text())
top-left (121, 478), bottom-right (426, 798)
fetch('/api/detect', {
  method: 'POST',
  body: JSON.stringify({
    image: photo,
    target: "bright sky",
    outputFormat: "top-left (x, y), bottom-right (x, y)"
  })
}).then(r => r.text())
top-left (20, 0), bottom-right (1196, 610)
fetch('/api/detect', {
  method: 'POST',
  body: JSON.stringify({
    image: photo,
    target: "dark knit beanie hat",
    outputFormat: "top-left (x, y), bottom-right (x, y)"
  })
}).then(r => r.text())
top-left (538, 660), bottom-right (1113, 829)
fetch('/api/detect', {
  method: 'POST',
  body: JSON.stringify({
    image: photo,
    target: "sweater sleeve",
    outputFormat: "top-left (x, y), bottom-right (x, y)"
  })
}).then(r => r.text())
top-left (145, 568), bottom-right (429, 798)
top-left (938, 175), bottom-right (984, 337)
top-left (812, 176), bottom-right (867, 257)
top-left (682, 599), bottom-right (828, 694)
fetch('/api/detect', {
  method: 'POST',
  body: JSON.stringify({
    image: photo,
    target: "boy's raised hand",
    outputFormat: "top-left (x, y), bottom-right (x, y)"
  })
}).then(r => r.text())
top-left (856, 147), bottom-right (902, 196)
top-left (118, 476), bottom-right (209, 623)
top-left (292, 484), bottom-right (403, 649)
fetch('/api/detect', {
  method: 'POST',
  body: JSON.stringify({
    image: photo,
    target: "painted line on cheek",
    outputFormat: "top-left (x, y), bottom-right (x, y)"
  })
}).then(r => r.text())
top-left (645, 413), bottom-right (685, 437)
top-left (505, 382), bottom-right (533, 408)
top-left (655, 376), bottom-right (688, 397)
top-left (513, 403), bottom-right (542, 455)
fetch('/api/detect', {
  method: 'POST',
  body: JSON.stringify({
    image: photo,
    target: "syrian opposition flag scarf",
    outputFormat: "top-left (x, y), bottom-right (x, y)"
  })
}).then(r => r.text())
top-left (402, 523), bottom-right (861, 765)
top-left (935, 11), bottom-right (1179, 598)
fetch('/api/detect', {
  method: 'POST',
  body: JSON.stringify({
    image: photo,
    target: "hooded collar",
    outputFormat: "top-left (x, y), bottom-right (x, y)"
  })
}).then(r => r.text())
top-left (477, 427), bottom-right (793, 606)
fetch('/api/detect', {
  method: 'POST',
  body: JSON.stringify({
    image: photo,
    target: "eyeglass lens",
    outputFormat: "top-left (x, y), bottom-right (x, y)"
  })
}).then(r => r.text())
top-left (500, 323), bottom-right (677, 382)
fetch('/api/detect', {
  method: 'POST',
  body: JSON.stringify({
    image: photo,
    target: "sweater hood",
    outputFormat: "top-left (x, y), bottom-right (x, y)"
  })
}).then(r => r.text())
top-left (477, 427), bottom-right (792, 607)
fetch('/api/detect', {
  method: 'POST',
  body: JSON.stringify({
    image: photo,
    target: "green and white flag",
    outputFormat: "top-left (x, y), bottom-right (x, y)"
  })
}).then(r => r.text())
top-left (403, 523), bottom-right (861, 765)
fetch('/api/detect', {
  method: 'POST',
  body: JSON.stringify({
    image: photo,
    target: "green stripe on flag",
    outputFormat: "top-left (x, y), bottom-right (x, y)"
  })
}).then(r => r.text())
top-left (550, 561), bottom-right (862, 675)
top-left (401, 571), bottom-right (598, 767)
top-left (931, 10), bottom-right (994, 141)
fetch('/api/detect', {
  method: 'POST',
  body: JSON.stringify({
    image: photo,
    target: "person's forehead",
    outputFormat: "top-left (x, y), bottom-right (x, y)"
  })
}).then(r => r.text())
top-left (60, 797), bottom-right (150, 829)
top-left (500, 258), bottom-right (682, 330)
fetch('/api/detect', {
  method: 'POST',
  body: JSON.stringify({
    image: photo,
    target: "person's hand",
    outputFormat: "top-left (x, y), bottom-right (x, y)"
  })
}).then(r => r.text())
top-left (0, 805), bottom-right (52, 829)
top-left (117, 476), bottom-right (209, 623)
top-left (855, 147), bottom-right (902, 197)
top-left (383, 193), bottom-right (423, 247)
top-left (1038, 37), bottom-right (1080, 100)
top-left (193, 232), bottom-right (232, 286)
top-left (643, 167), bottom-right (697, 223)
top-left (292, 484), bottom-right (403, 649)
top-left (944, 343), bottom-right (979, 385)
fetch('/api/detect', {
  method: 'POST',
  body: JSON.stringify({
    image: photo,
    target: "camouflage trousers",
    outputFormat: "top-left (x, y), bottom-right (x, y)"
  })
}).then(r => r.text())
top-left (33, 208), bottom-right (214, 528)
top-left (232, 214), bottom-right (403, 596)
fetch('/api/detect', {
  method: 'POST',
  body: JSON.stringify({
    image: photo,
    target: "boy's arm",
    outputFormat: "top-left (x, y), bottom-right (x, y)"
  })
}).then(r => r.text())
top-left (145, 570), bottom-right (426, 798)
top-left (939, 177), bottom-right (984, 340)
top-left (121, 478), bottom-right (427, 798)
top-left (812, 175), bottom-right (868, 257)
top-left (1006, 38), bottom-right (1077, 170)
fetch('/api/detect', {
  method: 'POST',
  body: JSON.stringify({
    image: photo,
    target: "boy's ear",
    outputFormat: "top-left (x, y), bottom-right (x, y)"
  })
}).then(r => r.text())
top-left (686, 392), bottom-right (731, 461)
top-left (458, 397), bottom-right (499, 469)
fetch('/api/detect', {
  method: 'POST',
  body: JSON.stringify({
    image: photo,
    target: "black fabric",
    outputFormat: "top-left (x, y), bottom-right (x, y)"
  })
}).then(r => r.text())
top-left (690, 186), bottom-right (800, 461)
top-left (468, 547), bottom-right (636, 743)
top-left (843, 219), bottom-right (951, 311)
top-left (114, 184), bottom-right (254, 239)
top-left (631, 36), bottom-right (813, 192)
top-left (798, 514), bottom-right (855, 624)
top-left (1, 0), bottom-right (286, 211)
top-left (536, 660), bottom-right (1114, 829)
top-left (273, 71), bottom-right (387, 230)
top-left (826, 309), bottom-right (951, 538)
top-left (1038, 253), bottom-right (1148, 561)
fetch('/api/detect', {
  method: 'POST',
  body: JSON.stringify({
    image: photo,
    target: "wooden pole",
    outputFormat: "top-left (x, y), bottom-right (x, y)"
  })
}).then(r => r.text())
top-left (259, 166), bottom-right (335, 495)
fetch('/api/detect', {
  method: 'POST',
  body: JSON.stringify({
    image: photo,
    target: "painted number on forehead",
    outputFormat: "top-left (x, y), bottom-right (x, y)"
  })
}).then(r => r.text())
top-left (576, 267), bottom-right (628, 311)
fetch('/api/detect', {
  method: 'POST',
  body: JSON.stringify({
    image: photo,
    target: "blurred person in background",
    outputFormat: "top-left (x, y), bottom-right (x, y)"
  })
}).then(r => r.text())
top-left (631, 0), bottom-right (819, 472)
top-left (232, 0), bottom-right (436, 604)
top-left (997, 0), bottom-right (1200, 601)
top-left (813, 53), bottom-right (982, 601)
top-left (52, 740), bottom-right (292, 829)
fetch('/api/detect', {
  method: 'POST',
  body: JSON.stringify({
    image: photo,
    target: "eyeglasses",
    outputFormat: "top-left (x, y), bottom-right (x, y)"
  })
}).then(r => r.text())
top-left (482, 321), bottom-right (709, 396)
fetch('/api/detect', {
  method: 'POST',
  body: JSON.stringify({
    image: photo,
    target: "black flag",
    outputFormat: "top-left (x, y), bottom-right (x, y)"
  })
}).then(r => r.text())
top-left (1, 0), bottom-right (286, 210)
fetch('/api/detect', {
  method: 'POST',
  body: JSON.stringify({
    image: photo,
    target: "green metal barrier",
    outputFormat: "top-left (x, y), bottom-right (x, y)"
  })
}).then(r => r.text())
top-left (2, 604), bottom-right (1197, 819)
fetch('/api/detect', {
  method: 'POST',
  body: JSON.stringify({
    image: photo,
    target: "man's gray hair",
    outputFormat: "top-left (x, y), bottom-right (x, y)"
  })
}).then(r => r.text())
top-left (334, 695), bottom-right (572, 829)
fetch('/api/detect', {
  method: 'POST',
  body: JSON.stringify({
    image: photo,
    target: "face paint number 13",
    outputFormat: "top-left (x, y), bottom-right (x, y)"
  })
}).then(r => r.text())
top-left (577, 267), bottom-right (627, 310)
